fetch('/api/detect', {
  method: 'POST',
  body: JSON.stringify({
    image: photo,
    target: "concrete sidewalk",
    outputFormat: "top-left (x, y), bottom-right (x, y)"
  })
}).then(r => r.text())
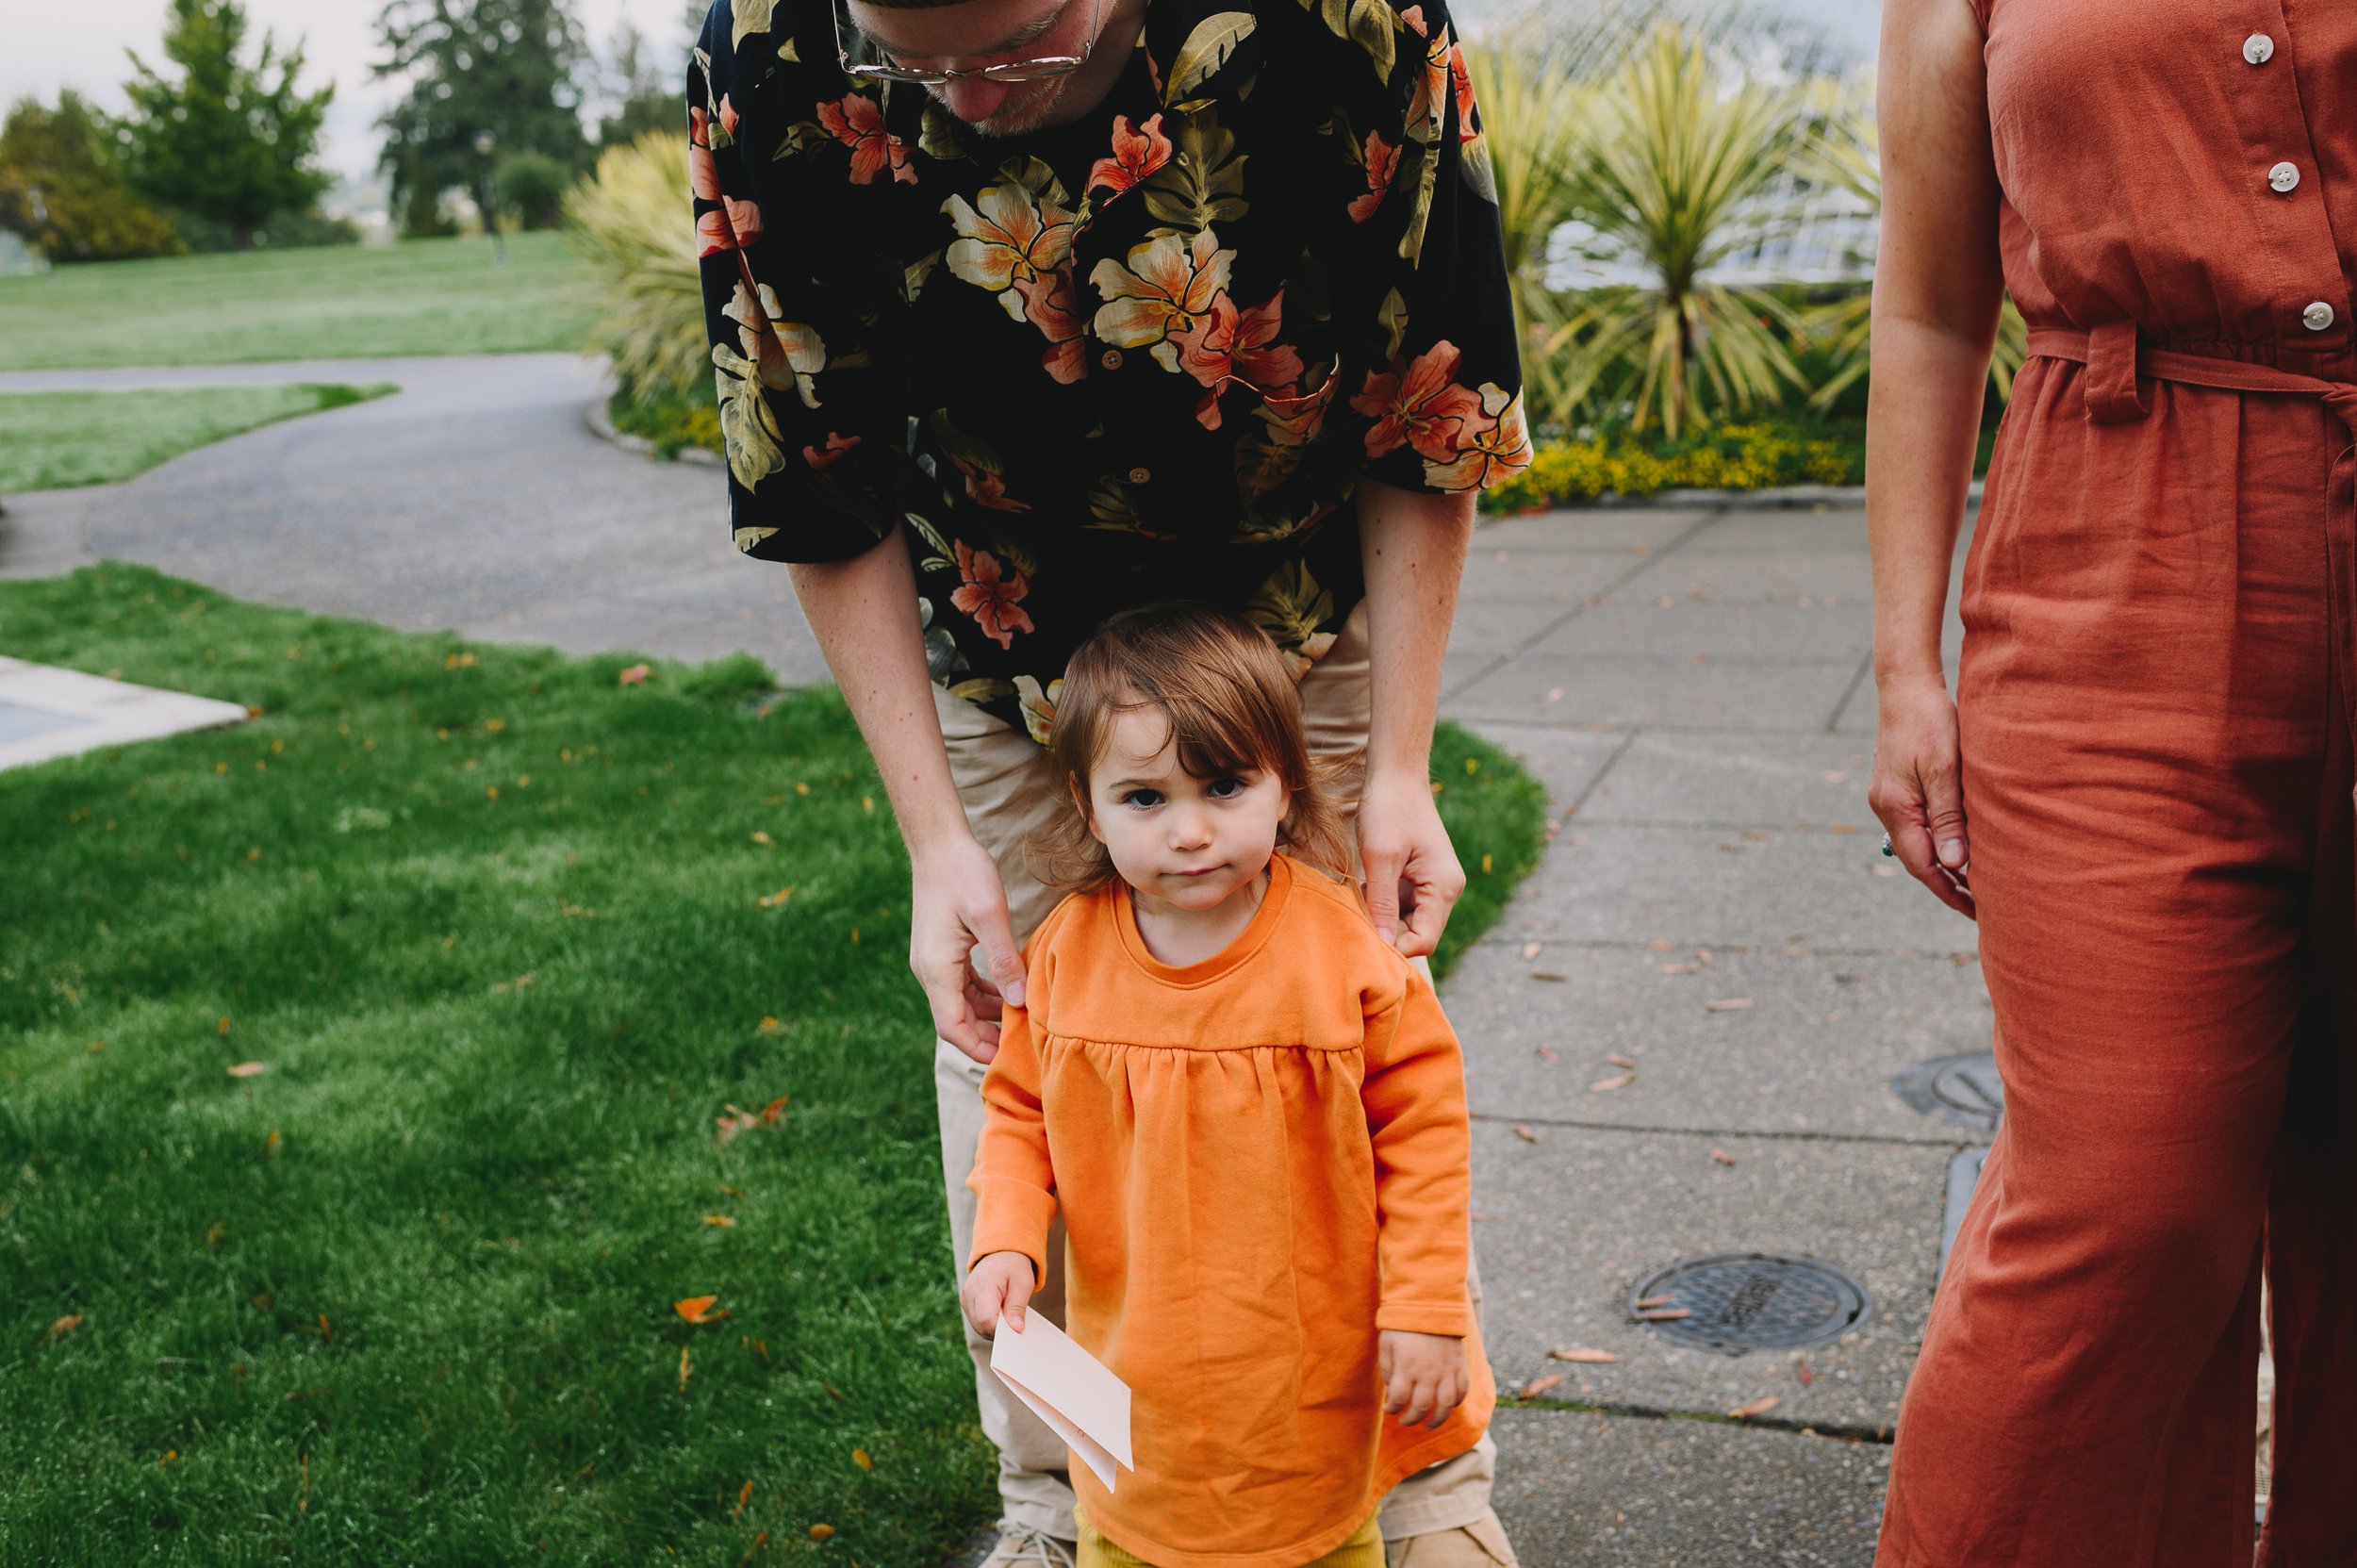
top-left (1, 358), bottom-right (1979, 1562)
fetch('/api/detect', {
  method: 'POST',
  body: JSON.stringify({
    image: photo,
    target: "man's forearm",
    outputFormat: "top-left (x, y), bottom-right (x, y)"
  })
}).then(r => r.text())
top-left (1357, 476), bottom-right (1475, 784)
top-left (786, 530), bottom-right (970, 854)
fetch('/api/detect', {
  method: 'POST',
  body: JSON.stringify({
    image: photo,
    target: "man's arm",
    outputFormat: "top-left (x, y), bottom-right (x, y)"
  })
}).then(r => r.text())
top-left (1356, 475), bottom-right (1475, 954)
top-left (788, 531), bottom-right (1028, 1061)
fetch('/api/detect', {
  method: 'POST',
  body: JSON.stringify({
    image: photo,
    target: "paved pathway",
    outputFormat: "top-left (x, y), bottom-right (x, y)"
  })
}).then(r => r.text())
top-left (1, 356), bottom-right (1984, 1563)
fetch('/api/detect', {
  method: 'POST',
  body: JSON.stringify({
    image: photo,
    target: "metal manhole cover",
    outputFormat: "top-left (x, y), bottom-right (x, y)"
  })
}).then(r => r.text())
top-left (1627, 1253), bottom-right (1870, 1356)
top-left (1891, 1051), bottom-right (2004, 1130)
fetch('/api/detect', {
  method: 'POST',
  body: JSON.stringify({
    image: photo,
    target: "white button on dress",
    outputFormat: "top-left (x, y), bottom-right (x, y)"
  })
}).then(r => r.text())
top-left (2269, 160), bottom-right (2301, 192)
top-left (2244, 32), bottom-right (2275, 64)
top-left (2303, 301), bottom-right (2335, 331)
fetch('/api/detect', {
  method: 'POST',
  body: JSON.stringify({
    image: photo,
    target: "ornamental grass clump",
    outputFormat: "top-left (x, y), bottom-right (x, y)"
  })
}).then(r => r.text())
top-left (564, 131), bottom-right (708, 404)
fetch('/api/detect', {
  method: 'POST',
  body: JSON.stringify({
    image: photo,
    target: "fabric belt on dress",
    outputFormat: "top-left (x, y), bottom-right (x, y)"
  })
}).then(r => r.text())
top-left (2023, 319), bottom-right (2357, 850)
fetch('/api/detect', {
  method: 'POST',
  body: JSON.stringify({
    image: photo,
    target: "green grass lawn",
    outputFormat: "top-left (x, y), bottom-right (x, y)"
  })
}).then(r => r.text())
top-left (0, 566), bottom-right (1547, 1566)
top-left (0, 235), bottom-right (591, 371)
top-left (0, 385), bottom-right (394, 491)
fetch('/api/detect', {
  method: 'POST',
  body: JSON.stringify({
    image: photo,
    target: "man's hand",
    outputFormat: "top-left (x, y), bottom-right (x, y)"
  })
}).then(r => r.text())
top-left (912, 834), bottom-right (1029, 1064)
top-left (962, 1250), bottom-right (1036, 1339)
top-left (1378, 1329), bottom-right (1469, 1429)
top-left (1358, 767), bottom-right (1465, 957)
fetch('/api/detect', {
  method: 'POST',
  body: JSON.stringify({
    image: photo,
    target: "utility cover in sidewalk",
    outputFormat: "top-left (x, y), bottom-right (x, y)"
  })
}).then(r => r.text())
top-left (1628, 1254), bottom-right (1870, 1356)
top-left (1891, 1051), bottom-right (2004, 1131)
top-left (0, 657), bottom-right (246, 771)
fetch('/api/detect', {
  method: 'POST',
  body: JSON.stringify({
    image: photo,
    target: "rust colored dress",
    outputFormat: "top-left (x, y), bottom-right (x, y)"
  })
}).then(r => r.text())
top-left (1874, 3), bottom-right (2357, 1565)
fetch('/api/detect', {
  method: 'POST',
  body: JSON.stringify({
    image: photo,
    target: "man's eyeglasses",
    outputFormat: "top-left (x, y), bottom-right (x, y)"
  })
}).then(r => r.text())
top-left (832, 0), bottom-right (1102, 86)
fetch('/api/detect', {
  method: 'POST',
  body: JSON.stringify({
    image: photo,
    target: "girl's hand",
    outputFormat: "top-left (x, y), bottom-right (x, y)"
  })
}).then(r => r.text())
top-left (1357, 770), bottom-right (1466, 958)
top-left (1867, 672), bottom-right (1975, 919)
top-left (1377, 1329), bottom-right (1468, 1429)
top-left (962, 1251), bottom-right (1035, 1339)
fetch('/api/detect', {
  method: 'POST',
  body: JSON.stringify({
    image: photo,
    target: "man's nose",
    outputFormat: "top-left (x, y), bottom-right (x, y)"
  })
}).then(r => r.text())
top-left (937, 76), bottom-right (1013, 125)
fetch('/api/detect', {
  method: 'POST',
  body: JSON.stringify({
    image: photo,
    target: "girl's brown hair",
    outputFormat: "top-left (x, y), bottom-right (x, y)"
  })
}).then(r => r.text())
top-left (1028, 602), bottom-right (1354, 893)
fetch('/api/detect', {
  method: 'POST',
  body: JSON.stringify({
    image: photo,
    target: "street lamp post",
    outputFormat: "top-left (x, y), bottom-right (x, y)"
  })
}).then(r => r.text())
top-left (474, 129), bottom-right (504, 264)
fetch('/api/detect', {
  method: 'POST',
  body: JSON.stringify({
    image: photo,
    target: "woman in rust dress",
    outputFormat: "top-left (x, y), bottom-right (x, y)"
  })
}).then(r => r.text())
top-left (1867, 1), bottom-right (2356, 1562)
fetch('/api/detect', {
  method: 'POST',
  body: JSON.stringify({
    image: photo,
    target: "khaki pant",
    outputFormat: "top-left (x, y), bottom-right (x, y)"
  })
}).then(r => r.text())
top-left (931, 599), bottom-right (1496, 1543)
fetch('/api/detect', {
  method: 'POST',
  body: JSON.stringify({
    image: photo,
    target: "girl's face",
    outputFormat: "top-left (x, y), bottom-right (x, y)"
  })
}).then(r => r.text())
top-left (1081, 701), bottom-right (1292, 914)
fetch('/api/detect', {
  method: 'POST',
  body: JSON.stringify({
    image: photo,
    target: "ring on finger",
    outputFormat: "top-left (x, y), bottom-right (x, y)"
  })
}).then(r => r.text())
top-left (1879, 832), bottom-right (1895, 858)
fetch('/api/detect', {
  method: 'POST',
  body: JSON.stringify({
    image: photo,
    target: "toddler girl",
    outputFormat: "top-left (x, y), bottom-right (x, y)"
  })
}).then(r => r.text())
top-left (960, 602), bottom-right (1492, 1568)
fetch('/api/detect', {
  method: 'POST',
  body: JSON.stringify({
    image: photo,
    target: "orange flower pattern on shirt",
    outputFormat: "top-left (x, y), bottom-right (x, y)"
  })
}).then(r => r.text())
top-left (1175, 290), bottom-right (1305, 430)
top-left (697, 195), bottom-right (765, 257)
top-left (1422, 384), bottom-right (1531, 491)
top-left (1353, 338), bottom-right (1486, 463)
top-left (803, 432), bottom-right (861, 470)
top-left (1090, 229), bottom-right (1236, 373)
top-left (945, 182), bottom-right (1080, 316)
top-left (1087, 113), bottom-right (1173, 196)
top-left (816, 93), bottom-right (917, 186)
top-left (1013, 265), bottom-right (1091, 386)
top-left (950, 540), bottom-right (1034, 650)
top-left (1349, 130), bottom-right (1400, 223)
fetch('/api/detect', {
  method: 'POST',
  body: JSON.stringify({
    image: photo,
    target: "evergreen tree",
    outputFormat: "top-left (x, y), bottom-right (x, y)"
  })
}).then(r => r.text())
top-left (0, 91), bottom-right (186, 262)
top-left (375, 0), bottom-right (591, 237)
top-left (117, 0), bottom-right (334, 251)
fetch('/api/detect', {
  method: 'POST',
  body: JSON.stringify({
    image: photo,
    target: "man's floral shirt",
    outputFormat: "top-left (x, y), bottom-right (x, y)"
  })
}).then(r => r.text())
top-left (690, 0), bottom-right (1530, 742)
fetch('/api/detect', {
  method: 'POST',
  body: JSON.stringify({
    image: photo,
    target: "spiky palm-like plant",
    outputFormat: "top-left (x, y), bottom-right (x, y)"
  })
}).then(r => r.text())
top-left (563, 131), bottom-right (707, 403)
top-left (1549, 23), bottom-right (1821, 436)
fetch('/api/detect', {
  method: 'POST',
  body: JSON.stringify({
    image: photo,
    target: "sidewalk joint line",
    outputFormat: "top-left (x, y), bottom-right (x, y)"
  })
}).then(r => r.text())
top-left (1467, 935), bottom-right (1978, 963)
top-left (1824, 652), bottom-right (1874, 734)
top-left (1508, 1396), bottom-right (1896, 1446)
top-left (1469, 1111), bottom-right (1979, 1151)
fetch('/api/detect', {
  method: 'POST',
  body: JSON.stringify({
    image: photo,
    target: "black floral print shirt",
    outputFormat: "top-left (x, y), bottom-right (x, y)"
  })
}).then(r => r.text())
top-left (690, 0), bottom-right (1529, 742)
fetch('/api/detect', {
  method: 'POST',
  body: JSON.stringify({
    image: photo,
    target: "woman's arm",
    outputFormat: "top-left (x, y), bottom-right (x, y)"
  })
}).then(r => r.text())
top-left (1865, 0), bottom-right (2005, 919)
top-left (1357, 477), bottom-right (1476, 954)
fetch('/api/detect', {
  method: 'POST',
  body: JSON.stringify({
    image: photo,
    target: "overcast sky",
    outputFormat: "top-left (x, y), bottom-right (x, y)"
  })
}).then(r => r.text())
top-left (4, 0), bottom-right (1883, 183)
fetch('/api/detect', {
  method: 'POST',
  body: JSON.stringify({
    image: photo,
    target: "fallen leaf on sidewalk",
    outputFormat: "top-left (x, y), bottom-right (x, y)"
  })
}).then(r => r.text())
top-left (1635, 1295), bottom-right (1673, 1309)
top-left (1530, 970), bottom-right (1568, 982)
top-left (1549, 1347), bottom-right (1618, 1363)
top-left (1635, 1307), bottom-right (1693, 1322)
top-left (1728, 1395), bottom-right (1779, 1419)
top-left (1607, 1053), bottom-right (1637, 1069)
top-left (1705, 999), bottom-right (1753, 1012)
top-left (1534, 1047), bottom-right (1559, 1064)
top-left (1588, 1072), bottom-right (1634, 1093)
top-left (1659, 963), bottom-right (1699, 975)
top-left (1511, 1124), bottom-right (1541, 1143)
top-left (1711, 1148), bottom-right (1738, 1166)
top-left (1522, 942), bottom-right (1541, 959)
top-left (1796, 1361), bottom-right (1815, 1387)
top-left (1521, 1373), bottom-right (1567, 1399)
top-left (1646, 940), bottom-right (1677, 951)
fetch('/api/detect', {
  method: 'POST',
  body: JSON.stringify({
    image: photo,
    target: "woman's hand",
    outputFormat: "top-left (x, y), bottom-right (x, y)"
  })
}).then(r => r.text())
top-left (962, 1251), bottom-right (1036, 1339)
top-left (1868, 672), bottom-right (1975, 918)
top-left (1358, 768), bottom-right (1465, 958)
top-left (911, 834), bottom-right (1028, 1064)
top-left (1378, 1329), bottom-right (1469, 1429)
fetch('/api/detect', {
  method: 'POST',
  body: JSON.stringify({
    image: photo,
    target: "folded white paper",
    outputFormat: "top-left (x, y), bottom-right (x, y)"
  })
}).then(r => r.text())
top-left (989, 1313), bottom-right (1135, 1493)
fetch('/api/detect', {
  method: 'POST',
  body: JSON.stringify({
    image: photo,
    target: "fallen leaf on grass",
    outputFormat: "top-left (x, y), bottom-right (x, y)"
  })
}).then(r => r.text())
top-left (226, 1062), bottom-right (268, 1079)
top-left (679, 1345), bottom-right (691, 1391)
top-left (618, 664), bottom-right (651, 685)
top-left (757, 1016), bottom-right (782, 1033)
top-left (852, 1448), bottom-right (874, 1471)
top-left (1728, 1395), bottom-right (1779, 1419)
top-left (750, 831), bottom-right (774, 847)
top-left (218, 1016), bottom-right (233, 1036)
top-left (1588, 1072), bottom-right (1634, 1094)
top-left (319, 1313), bottom-right (333, 1344)
top-left (701, 1214), bottom-right (735, 1228)
top-left (809, 1524), bottom-right (836, 1543)
top-left (715, 1106), bottom-right (761, 1146)
top-left (675, 1296), bottom-right (728, 1325)
top-left (1511, 1124), bottom-right (1541, 1143)
top-left (1705, 998), bottom-right (1753, 1013)
top-left (47, 1314), bottom-right (83, 1341)
top-left (761, 1097), bottom-right (789, 1123)
top-left (1521, 1373), bottom-right (1567, 1399)
top-left (1711, 1147), bottom-right (1738, 1166)
top-left (205, 1220), bottom-right (227, 1249)
top-left (733, 1480), bottom-right (752, 1520)
top-left (1549, 1347), bottom-right (1617, 1363)
top-left (757, 886), bottom-right (797, 909)
top-left (265, 1130), bottom-right (282, 1155)
top-left (159, 1449), bottom-right (177, 1465)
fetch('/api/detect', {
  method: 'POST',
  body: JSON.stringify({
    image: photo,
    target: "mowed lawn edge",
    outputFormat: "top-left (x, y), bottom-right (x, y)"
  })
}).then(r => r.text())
top-left (0, 384), bottom-right (397, 493)
top-left (0, 565), bottom-right (1546, 1566)
top-left (0, 234), bottom-right (592, 371)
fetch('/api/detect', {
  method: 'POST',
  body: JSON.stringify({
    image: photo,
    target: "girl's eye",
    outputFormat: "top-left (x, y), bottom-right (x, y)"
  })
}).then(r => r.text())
top-left (1121, 788), bottom-right (1163, 808)
top-left (1207, 776), bottom-right (1247, 800)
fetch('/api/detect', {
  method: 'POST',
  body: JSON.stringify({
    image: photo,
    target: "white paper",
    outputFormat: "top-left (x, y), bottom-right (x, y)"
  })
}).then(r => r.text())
top-left (989, 1313), bottom-right (1135, 1494)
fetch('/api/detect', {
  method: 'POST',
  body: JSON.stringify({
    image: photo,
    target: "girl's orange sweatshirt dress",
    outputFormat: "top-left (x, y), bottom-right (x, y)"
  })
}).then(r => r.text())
top-left (967, 852), bottom-right (1494, 1568)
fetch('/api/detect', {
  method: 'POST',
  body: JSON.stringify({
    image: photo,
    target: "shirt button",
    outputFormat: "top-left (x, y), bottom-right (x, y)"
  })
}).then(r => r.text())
top-left (2303, 301), bottom-right (2335, 331)
top-left (2244, 32), bottom-right (2274, 64)
top-left (2268, 160), bottom-right (2301, 193)
top-left (1128, 466), bottom-right (1152, 484)
top-left (1100, 349), bottom-right (1124, 371)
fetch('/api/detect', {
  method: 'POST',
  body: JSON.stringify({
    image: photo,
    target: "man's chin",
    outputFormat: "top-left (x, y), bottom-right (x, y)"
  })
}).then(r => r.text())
top-left (940, 82), bottom-right (1067, 139)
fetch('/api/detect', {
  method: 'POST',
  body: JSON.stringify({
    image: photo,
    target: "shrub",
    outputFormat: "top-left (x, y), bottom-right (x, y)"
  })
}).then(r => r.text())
top-left (563, 131), bottom-right (705, 404)
top-left (497, 151), bottom-right (575, 230)
top-left (0, 92), bottom-right (184, 263)
top-left (1484, 418), bottom-right (1861, 512)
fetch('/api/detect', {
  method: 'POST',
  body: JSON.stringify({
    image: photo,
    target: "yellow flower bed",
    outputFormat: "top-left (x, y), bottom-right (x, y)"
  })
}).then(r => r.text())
top-left (1486, 421), bottom-right (1860, 513)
